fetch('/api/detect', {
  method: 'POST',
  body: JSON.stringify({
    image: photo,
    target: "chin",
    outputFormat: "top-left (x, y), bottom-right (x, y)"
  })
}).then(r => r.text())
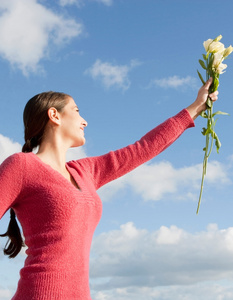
top-left (71, 138), bottom-right (86, 148)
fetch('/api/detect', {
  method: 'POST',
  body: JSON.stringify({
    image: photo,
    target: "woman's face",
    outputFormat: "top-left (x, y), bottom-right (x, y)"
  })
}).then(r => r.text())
top-left (59, 97), bottom-right (87, 147)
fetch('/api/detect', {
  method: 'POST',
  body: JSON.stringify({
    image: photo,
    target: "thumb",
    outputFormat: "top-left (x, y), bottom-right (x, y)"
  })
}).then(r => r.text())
top-left (204, 77), bottom-right (213, 90)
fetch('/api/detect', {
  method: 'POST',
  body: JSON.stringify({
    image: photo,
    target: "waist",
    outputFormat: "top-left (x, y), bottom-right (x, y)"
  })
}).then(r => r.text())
top-left (12, 270), bottom-right (92, 300)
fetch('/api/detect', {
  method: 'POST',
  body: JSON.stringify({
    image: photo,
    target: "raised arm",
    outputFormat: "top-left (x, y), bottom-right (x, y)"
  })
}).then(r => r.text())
top-left (71, 79), bottom-right (218, 190)
top-left (73, 109), bottom-right (194, 190)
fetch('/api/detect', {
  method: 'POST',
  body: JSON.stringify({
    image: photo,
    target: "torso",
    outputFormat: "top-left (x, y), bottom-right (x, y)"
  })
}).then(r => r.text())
top-left (35, 153), bottom-right (80, 189)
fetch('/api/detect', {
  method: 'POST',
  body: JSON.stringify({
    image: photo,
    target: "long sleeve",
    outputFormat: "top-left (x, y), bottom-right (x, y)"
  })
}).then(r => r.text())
top-left (0, 153), bottom-right (24, 219)
top-left (73, 109), bottom-right (194, 190)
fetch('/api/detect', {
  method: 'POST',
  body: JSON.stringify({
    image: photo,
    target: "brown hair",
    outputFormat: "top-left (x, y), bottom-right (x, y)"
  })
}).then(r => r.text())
top-left (0, 91), bottom-right (70, 258)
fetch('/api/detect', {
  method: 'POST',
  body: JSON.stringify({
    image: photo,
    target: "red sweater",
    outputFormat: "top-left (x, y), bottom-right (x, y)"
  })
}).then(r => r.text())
top-left (0, 109), bottom-right (194, 300)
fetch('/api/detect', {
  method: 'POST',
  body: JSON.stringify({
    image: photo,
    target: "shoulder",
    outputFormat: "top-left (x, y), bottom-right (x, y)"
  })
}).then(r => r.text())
top-left (67, 156), bottom-right (99, 177)
top-left (67, 157), bottom-right (92, 170)
top-left (0, 152), bottom-right (26, 169)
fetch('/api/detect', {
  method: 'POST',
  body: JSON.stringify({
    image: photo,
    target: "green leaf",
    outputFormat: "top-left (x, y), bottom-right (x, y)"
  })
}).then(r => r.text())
top-left (207, 53), bottom-right (214, 69)
top-left (208, 68), bottom-right (214, 79)
top-left (212, 76), bottom-right (219, 92)
top-left (202, 54), bottom-right (207, 61)
top-left (214, 133), bottom-right (221, 153)
top-left (206, 97), bottom-right (212, 108)
top-left (199, 59), bottom-right (207, 70)
top-left (212, 111), bottom-right (230, 117)
top-left (201, 127), bottom-right (207, 135)
top-left (214, 120), bottom-right (218, 129)
top-left (197, 70), bottom-right (206, 85)
top-left (200, 111), bottom-right (208, 118)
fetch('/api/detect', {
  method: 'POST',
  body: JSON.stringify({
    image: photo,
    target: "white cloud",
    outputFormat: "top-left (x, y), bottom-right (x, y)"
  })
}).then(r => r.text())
top-left (0, 0), bottom-right (83, 75)
top-left (97, 175), bottom-right (126, 201)
top-left (91, 283), bottom-right (233, 300)
top-left (85, 59), bottom-right (140, 91)
top-left (98, 160), bottom-right (230, 202)
top-left (151, 75), bottom-right (197, 89)
top-left (0, 134), bottom-right (22, 163)
top-left (0, 133), bottom-right (87, 164)
top-left (90, 222), bottom-right (233, 296)
top-left (2, 222), bottom-right (233, 300)
top-left (156, 225), bottom-right (183, 245)
top-left (0, 289), bottom-right (12, 300)
top-left (66, 146), bottom-right (87, 161)
top-left (59, 0), bottom-right (113, 6)
top-left (94, 0), bottom-right (113, 6)
top-left (126, 160), bottom-right (230, 201)
top-left (59, 0), bottom-right (84, 7)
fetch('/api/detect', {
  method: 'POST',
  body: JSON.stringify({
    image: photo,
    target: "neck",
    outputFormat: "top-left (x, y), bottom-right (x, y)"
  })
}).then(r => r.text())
top-left (36, 138), bottom-right (69, 172)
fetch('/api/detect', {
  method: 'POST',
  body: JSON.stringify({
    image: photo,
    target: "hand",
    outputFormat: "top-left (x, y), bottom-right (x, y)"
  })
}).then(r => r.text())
top-left (186, 78), bottom-right (219, 120)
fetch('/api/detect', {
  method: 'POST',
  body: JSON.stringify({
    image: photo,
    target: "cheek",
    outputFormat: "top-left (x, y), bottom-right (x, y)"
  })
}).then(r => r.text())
top-left (65, 115), bottom-right (78, 127)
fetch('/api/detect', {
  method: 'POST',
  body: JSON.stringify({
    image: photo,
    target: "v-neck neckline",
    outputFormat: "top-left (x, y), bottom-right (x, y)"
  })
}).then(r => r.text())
top-left (30, 152), bottom-right (81, 191)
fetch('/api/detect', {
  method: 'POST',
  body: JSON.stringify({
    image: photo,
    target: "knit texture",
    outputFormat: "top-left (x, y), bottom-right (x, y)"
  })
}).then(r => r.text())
top-left (0, 109), bottom-right (194, 300)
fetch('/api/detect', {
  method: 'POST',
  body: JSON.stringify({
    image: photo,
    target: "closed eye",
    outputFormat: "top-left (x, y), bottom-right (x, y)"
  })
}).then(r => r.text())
top-left (73, 105), bottom-right (79, 112)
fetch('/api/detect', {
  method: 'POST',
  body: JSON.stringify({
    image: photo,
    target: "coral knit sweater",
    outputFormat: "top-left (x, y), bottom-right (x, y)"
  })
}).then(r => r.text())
top-left (0, 109), bottom-right (194, 300)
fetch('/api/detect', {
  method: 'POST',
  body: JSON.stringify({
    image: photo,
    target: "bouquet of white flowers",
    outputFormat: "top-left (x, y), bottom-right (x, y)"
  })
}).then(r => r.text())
top-left (197, 35), bottom-right (233, 214)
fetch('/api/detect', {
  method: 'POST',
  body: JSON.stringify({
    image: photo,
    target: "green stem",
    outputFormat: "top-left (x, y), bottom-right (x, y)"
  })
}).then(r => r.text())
top-left (197, 156), bottom-right (207, 214)
top-left (197, 129), bottom-right (209, 214)
top-left (197, 66), bottom-right (211, 214)
top-left (197, 47), bottom-right (228, 213)
top-left (207, 103), bottom-right (214, 158)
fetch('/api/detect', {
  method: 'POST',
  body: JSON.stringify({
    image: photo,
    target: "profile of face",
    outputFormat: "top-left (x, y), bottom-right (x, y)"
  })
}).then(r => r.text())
top-left (53, 97), bottom-right (88, 148)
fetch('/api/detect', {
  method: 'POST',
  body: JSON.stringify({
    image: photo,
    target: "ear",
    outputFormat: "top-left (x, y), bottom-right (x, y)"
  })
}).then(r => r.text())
top-left (47, 107), bottom-right (61, 125)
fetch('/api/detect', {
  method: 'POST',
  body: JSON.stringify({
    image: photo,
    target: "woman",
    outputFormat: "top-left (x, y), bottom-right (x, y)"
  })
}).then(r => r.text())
top-left (0, 78), bottom-right (218, 300)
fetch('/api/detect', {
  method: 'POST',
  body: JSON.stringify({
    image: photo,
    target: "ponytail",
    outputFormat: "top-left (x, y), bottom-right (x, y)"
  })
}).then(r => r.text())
top-left (22, 136), bottom-right (40, 154)
top-left (22, 139), bottom-right (32, 153)
top-left (0, 209), bottom-right (25, 258)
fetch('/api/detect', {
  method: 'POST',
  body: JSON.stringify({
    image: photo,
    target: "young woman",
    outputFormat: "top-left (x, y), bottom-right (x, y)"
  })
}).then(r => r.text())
top-left (0, 78), bottom-right (218, 300)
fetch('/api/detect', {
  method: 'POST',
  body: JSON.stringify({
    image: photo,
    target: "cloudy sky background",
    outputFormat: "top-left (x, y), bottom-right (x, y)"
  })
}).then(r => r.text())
top-left (1, 0), bottom-right (233, 299)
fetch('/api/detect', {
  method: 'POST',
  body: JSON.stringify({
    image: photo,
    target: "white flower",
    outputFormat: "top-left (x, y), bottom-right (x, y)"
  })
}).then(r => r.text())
top-left (203, 35), bottom-right (224, 53)
top-left (216, 63), bottom-right (227, 74)
top-left (203, 39), bottom-right (213, 52)
top-left (212, 53), bottom-right (227, 74)
top-left (212, 52), bottom-right (227, 74)
top-left (208, 41), bottom-right (225, 54)
top-left (213, 52), bottom-right (224, 67)
top-left (203, 38), bottom-right (225, 54)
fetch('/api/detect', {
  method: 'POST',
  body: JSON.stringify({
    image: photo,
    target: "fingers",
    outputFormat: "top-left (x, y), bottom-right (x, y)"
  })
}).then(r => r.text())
top-left (204, 77), bottom-right (213, 89)
top-left (203, 77), bottom-right (218, 102)
top-left (209, 90), bottom-right (219, 102)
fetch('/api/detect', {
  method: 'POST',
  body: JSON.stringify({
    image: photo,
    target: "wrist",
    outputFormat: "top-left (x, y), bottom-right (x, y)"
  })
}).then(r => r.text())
top-left (186, 102), bottom-right (205, 120)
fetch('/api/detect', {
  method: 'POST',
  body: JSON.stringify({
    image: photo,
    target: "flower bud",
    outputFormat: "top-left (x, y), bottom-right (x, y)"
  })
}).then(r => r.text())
top-left (223, 45), bottom-right (233, 58)
top-left (213, 35), bottom-right (222, 42)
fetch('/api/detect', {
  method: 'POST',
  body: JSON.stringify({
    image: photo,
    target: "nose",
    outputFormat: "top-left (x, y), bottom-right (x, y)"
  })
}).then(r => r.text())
top-left (82, 119), bottom-right (88, 127)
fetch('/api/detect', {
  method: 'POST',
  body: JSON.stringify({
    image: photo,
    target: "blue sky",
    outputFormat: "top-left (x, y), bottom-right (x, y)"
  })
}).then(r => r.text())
top-left (1, 0), bottom-right (233, 299)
